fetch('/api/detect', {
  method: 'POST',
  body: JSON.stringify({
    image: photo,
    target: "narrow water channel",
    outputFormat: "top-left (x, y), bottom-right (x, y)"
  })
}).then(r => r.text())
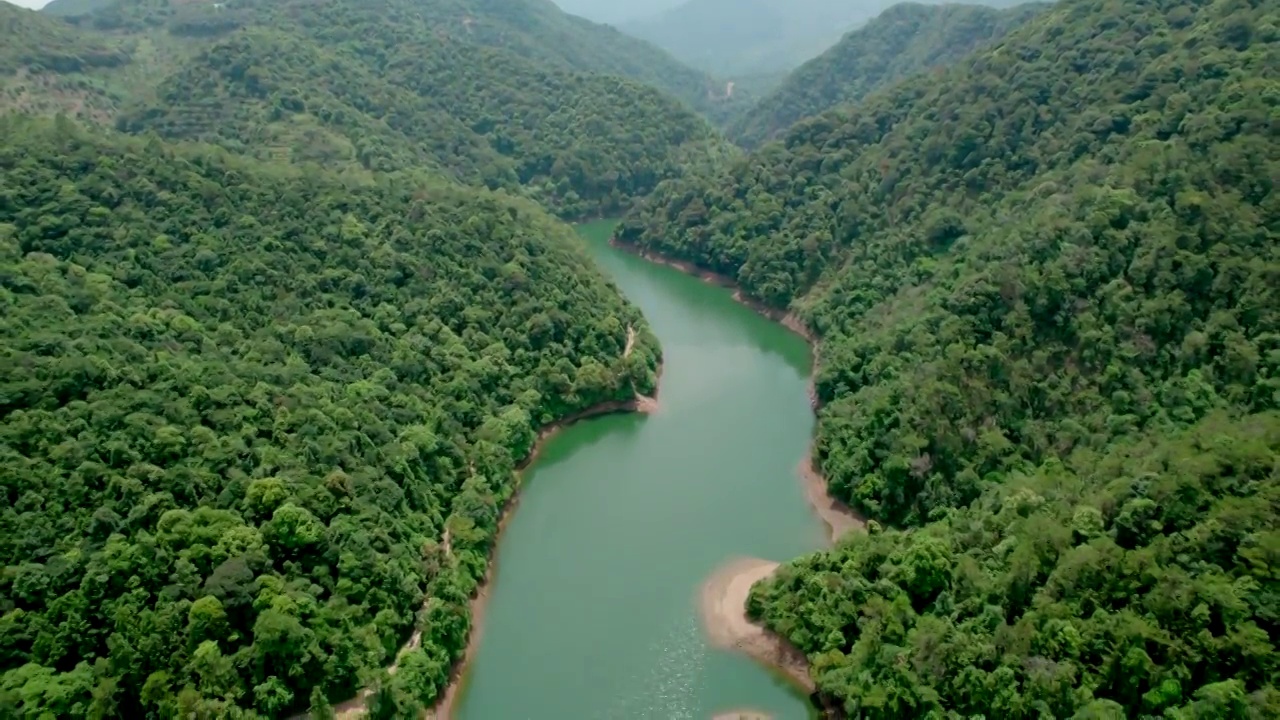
top-left (455, 221), bottom-right (825, 719)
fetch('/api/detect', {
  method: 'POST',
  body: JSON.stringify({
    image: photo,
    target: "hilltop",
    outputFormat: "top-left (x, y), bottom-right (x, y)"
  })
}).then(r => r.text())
top-left (117, 22), bottom-right (733, 218)
top-left (40, 0), bottom-right (116, 16)
top-left (0, 2), bottom-right (130, 121)
top-left (619, 0), bottom-right (1278, 712)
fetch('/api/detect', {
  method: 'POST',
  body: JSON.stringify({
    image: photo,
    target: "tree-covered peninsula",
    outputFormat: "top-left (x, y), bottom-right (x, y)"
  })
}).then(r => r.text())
top-left (0, 118), bottom-right (660, 718)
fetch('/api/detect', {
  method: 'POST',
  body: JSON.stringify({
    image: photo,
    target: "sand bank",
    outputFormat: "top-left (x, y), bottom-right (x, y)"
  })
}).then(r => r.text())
top-left (800, 450), bottom-right (865, 543)
top-left (712, 710), bottom-right (773, 720)
top-left (699, 558), bottom-right (815, 693)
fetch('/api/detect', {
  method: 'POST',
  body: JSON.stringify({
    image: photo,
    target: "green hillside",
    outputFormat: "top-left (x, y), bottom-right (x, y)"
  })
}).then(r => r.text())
top-left (619, 0), bottom-right (1278, 713)
top-left (39, 0), bottom-right (746, 122)
top-left (0, 3), bottom-right (130, 122)
top-left (245, 0), bottom-right (745, 123)
top-left (728, 1), bottom-right (1046, 148)
top-left (3, 0), bottom-right (738, 219)
top-left (0, 3), bottom-right (128, 74)
top-left (0, 117), bottom-right (660, 718)
top-left (116, 15), bottom-right (733, 219)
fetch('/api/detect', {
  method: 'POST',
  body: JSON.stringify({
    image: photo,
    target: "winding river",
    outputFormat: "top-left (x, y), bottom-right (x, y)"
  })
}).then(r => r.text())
top-left (454, 221), bottom-right (827, 719)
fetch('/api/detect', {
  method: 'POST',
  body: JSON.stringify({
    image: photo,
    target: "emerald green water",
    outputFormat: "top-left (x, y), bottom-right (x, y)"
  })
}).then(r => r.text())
top-left (455, 220), bottom-right (823, 719)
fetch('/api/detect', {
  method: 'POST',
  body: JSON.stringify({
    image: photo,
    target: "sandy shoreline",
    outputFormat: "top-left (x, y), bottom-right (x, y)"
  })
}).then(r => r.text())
top-left (699, 558), bottom-right (815, 693)
top-left (800, 450), bottom-right (865, 544)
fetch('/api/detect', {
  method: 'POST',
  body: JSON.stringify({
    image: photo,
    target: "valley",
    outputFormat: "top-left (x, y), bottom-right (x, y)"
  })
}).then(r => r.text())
top-left (0, 0), bottom-right (1276, 718)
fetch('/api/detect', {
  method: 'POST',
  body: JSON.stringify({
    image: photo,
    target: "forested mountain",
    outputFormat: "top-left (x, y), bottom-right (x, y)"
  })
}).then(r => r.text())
top-left (39, 0), bottom-right (744, 122)
top-left (618, 0), bottom-right (1279, 714)
top-left (0, 117), bottom-right (661, 718)
top-left (116, 16), bottom-right (732, 219)
top-left (2, 0), bottom-right (737, 218)
top-left (0, 2), bottom-right (130, 121)
top-left (0, 2), bottom-right (125, 74)
top-left (621, 0), bottom-right (1032, 78)
top-left (728, 1), bottom-right (1046, 148)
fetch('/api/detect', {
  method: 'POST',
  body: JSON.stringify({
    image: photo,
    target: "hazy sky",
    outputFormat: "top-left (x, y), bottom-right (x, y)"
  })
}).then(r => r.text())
top-left (5, 0), bottom-right (50, 8)
top-left (554, 0), bottom-right (685, 24)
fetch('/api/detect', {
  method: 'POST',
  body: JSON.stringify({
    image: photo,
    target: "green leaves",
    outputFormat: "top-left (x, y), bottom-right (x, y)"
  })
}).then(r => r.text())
top-left (0, 119), bottom-right (656, 716)
top-left (634, 0), bottom-right (1280, 715)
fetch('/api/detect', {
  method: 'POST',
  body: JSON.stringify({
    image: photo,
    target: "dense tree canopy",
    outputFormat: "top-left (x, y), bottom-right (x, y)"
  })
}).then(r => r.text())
top-left (6, 0), bottom-right (1277, 716)
top-left (118, 23), bottom-right (733, 219)
top-left (0, 118), bottom-right (660, 718)
top-left (727, 1), bottom-right (1046, 148)
top-left (620, 0), bottom-right (1278, 713)
top-left (4, 0), bottom-right (737, 220)
top-left (0, 2), bottom-right (128, 76)
top-left (0, 3), bottom-right (132, 122)
top-left (751, 412), bottom-right (1280, 717)
top-left (42, 0), bottom-right (746, 122)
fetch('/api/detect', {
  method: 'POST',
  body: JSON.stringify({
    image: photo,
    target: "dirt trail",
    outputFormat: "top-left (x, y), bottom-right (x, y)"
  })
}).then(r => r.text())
top-left (624, 325), bottom-right (637, 357)
top-left (319, 533), bottom-right (452, 718)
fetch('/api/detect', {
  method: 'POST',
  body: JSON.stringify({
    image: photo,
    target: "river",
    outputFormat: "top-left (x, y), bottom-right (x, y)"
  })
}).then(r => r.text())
top-left (454, 220), bottom-right (825, 720)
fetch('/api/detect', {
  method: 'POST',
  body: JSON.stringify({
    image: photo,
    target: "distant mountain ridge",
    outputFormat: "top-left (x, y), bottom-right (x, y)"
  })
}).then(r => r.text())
top-left (621, 0), bottom-right (1034, 77)
top-left (729, 1), bottom-right (1047, 147)
top-left (38, 0), bottom-right (114, 16)
top-left (117, 19), bottom-right (734, 218)
top-left (37, 0), bottom-right (746, 122)
top-left (4, 0), bottom-right (740, 218)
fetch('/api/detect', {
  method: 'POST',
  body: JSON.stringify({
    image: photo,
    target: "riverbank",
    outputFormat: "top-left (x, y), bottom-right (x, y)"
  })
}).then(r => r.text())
top-left (610, 237), bottom-right (860, 540)
top-left (323, 332), bottom-right (659, 720)
top-left (800, 451), bottom-right (864, 544)
top-left (610, 236), bottom-right (864, 705)
top-left (609, 239), bottom-right (822, 409)
top-left (699, 558), bottom-right (815, 693)
top-left (429, 395), bottom-right (660, 720)
top-left (430, 332), bottom-right (661, 719)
